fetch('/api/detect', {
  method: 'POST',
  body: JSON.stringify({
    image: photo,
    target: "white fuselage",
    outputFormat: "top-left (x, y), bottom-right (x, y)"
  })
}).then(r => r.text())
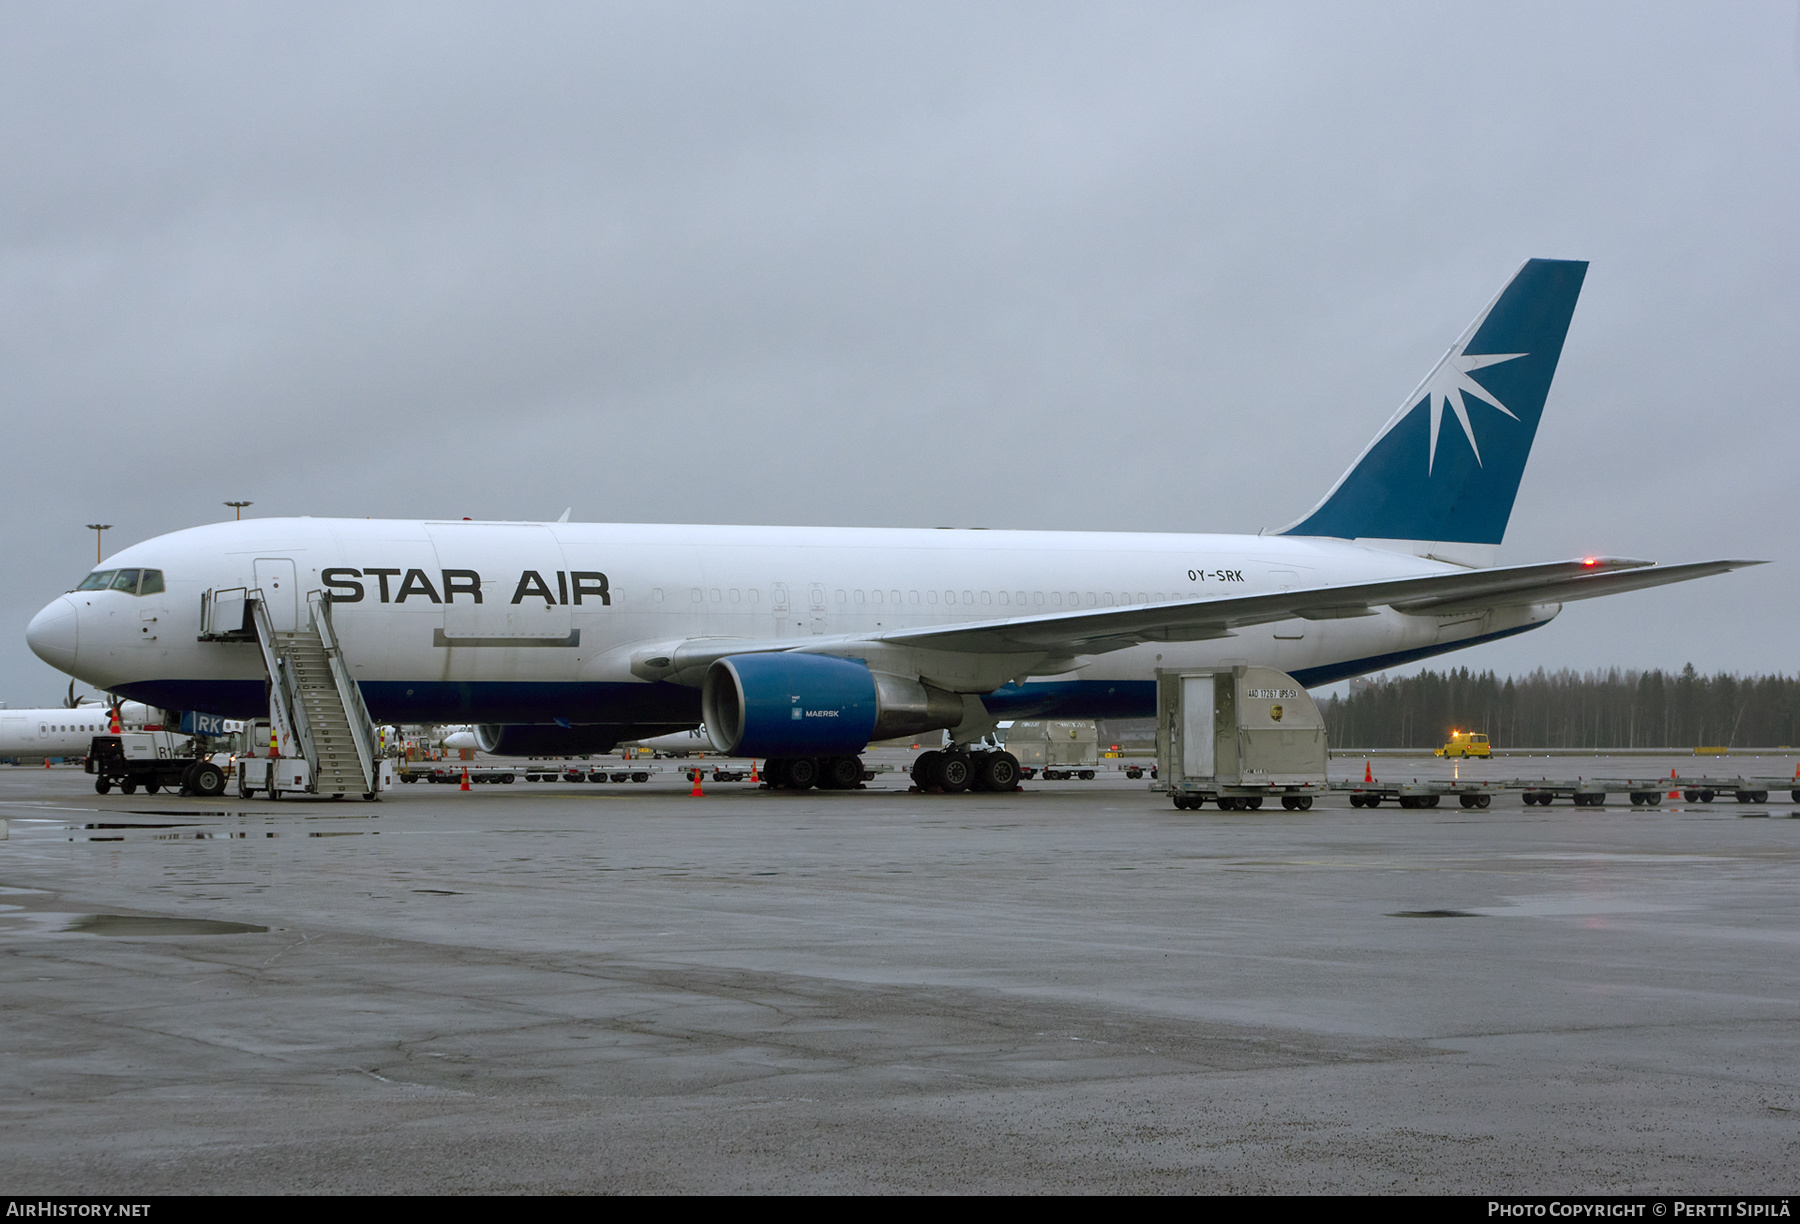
top-left (0, 704), bottom-right (149, 759)
top-left (26, 518), bottom-right (1558, 729)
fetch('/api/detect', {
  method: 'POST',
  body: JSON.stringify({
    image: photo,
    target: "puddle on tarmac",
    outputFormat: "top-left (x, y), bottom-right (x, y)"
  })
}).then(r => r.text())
top-left (86, 822), bottom-right (203, 830)
top-left (64, 914), bottom-right (268, 936)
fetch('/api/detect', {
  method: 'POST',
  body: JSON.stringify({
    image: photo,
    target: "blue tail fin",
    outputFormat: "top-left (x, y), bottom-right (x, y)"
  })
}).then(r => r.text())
top-left (1281, 258), bottom-right (1588, 547)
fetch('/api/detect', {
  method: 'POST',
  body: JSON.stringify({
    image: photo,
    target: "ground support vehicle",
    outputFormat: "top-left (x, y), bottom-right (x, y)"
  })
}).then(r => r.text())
top-left (1155, 666), bottom-right (1329, 812)
top-left (526, 764), bottom-right (653, 783)
top-left (204, 589), bottom-right (389, 801)
top-left (423, 765), bottom-right (521, 784)
top-left (1007, 721), bottom-right (1099, 781)
top-left (1516, 775), bottom-right (1796, 806)
top-left (1341, 780), bottom-right (1500, 809)
top-left (240, 754), bottom-right (396, 798)
top-left (1339, 774), bottom-right (1797, 809)
top-left (87, 732), bottom-right (228, 797)
top-left (1517, 779), bottom-right (1659, 807)
top-left (1435, 731), bottom-right (1492, 759)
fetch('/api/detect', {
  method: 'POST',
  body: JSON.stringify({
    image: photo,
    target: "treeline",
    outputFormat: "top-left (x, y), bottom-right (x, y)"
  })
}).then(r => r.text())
top-left (1323, 665), bottom-right (1800, 749)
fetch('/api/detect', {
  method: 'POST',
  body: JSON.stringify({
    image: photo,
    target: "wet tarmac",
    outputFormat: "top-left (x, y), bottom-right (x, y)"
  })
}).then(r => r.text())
top-left (2, 759), bottom-right (1797, 1193)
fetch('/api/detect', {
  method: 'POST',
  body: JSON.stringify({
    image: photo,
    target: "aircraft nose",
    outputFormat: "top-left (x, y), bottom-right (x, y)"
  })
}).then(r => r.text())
top-left (26, 596), bottom-right (79, 673)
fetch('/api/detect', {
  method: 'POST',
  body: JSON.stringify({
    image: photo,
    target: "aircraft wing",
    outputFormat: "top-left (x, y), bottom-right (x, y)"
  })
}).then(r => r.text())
top-left (863, 557), bottom-right (1763, 655)
top-left (629, 556), bottom-right (1761, 681)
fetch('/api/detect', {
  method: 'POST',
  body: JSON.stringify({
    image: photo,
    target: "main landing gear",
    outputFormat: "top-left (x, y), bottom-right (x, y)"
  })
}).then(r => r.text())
top-left (761, 756), bottom-right (871, 791)
top-left (909, 749), bottom-right (1022, 794)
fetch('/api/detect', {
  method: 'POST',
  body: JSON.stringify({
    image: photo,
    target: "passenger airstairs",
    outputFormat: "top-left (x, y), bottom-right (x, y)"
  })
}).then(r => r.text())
top-left (203, 586), bottom-right (384, 798)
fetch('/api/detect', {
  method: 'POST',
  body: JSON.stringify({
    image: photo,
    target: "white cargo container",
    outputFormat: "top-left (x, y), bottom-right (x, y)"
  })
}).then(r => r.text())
top-left (1005, 720), bottom-right (1099, 780)
top-left (1155, 666), bottom-right (1328, 810)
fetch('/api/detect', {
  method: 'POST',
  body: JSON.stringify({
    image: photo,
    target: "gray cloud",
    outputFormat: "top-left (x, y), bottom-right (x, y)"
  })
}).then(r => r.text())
top-left (3, 1), bottom-right (1795, 702)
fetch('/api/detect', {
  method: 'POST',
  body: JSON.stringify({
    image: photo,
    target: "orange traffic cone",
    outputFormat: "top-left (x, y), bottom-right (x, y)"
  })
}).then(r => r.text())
top-left (690, 769), bottom-right (704, 797)
top-left (108, 705), bottom-right (121, 734)
top-left (460, 768), bottom-right (471, 791)
top-left (1363, 760), bottom-right (1374, 784)
top-left (1668, 767), bottom-right (1679, 801)
top-left (748, 759), bottom-right (759, 783)
top-left (43, 756), bottom-right (50, 768)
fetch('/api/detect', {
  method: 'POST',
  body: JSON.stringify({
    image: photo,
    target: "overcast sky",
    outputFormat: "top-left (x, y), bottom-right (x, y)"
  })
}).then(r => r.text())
top-left (2, 2), bottom-right (1796, 705)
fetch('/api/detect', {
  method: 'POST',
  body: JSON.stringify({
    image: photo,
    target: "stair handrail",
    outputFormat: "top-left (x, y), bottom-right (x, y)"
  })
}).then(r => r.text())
top-left (309, 591), bottom-right (380, 795)
top-left (248, 590), bottom-right (317, 770)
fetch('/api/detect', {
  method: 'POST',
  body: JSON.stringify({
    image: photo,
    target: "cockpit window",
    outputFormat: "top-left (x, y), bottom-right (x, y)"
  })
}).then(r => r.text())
top-left (73, 568), bottom-right (163, 595)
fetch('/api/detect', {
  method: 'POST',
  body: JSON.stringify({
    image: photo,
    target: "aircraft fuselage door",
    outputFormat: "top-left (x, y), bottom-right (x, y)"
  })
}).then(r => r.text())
top-left (772, 583), bottom-right (795, 637)
top-left (424, 522), bottom-right (572, 644)
top-left (254, 558), bottom-right (299, 632)
top-left (809, 584), bottom-right (827, 635)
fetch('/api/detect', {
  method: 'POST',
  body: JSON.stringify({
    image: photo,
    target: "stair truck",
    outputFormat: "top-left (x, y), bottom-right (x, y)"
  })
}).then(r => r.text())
top-left (202, 587), bottom-right (392, 801)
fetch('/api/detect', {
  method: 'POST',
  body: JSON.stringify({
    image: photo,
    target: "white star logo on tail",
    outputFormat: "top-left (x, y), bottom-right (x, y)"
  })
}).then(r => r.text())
top-left (1412, 345), bottom-right (1527, 474)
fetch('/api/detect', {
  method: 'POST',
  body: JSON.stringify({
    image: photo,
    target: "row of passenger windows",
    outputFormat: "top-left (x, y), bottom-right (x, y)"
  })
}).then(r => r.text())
top-left (75, 568), bottom-right (165, 596)
top-left (652, 588), bottom-right (1188, 608)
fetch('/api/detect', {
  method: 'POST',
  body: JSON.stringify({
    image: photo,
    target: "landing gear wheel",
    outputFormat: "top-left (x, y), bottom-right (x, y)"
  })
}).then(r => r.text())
top-left (938, 752), bottom-right (972, 794)
top-left (763, 758), bottom-right (791, 788)
top-left (785, 757), bottom-right (818, 791)
top-left (823, 755), bottom-right (863, 790)
top-left (911, 751), bottom-right (944, 790)
top-left (976, 752), bottom-right (1019, 792)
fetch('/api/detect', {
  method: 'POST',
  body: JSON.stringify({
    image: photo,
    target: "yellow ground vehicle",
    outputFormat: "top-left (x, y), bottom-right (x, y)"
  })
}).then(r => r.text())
top-left (1435, 731), bottom-right (1491, 759)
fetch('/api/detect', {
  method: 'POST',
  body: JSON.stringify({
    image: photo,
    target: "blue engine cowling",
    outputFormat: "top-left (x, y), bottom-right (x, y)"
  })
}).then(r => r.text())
top-left (702, 653), bottom-right (880, 758)
top-left (702, 653), bottom-right (967, 757)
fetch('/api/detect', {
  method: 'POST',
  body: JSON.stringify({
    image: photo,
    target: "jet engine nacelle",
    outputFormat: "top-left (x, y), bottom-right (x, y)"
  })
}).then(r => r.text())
top-left (474, 724), bottom-right (622, 756)
top-left (701, 653), bottom-right (963, 758)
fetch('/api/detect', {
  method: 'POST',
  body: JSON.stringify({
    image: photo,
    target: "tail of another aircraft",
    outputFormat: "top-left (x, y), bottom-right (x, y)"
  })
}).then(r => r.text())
top-left (1280, 258), bottom-right (1588, 557)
